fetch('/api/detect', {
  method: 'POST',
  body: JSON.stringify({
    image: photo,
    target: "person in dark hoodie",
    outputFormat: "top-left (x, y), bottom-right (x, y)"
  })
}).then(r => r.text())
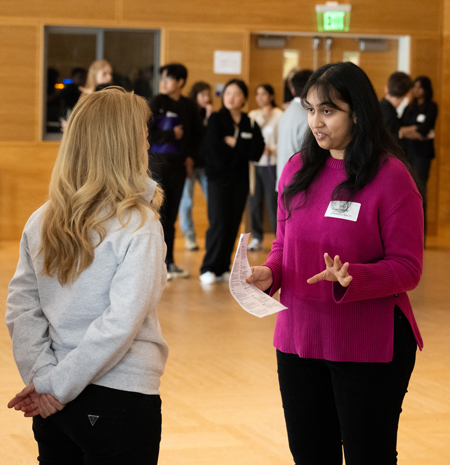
top-left (199, 79), bottom-right (265, 284)
top-left (148, 63), bottom-right (203, 280)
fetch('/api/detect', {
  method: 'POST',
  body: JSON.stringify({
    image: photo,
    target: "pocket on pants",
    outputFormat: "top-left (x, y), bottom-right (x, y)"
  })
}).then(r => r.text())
top-left (69, 403), bottom-right (125, 458)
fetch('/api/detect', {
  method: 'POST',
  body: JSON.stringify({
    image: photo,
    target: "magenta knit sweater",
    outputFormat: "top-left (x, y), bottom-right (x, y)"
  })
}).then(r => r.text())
top-left (264, 154), bottom-right (424, 363)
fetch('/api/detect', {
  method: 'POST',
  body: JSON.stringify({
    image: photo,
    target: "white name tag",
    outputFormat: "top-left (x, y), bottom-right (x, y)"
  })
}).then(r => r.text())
top-left (166, 111), bottom-right (179, 118)
top-left (416, 114), bottom-right (426, 123)
top-left (240, 132), bottom-right (253, 139)
top-left (325, 201), bottom-right (361, 222)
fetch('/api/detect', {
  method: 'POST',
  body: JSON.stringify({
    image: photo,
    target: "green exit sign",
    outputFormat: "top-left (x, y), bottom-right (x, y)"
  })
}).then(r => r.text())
top-left (316, 3), bottom-right (351, 32)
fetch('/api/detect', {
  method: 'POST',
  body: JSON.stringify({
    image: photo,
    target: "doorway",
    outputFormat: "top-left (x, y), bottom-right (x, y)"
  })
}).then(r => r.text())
top-left (248, 33), bottom-right (409, 112)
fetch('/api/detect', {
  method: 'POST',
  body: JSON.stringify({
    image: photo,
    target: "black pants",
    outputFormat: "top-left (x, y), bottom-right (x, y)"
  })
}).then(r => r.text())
top-left (32, 385), bottom-right (162, 465)
top-left (407, 152), bottom-right (431, 235)
top-left (249, 165), bottom-right (278, 240)
top-left (201, 178), bottom-right (248, 276)
top-left (150, 166), bottom-right (186, 265)
top-left (277, 307), bottom-right (417, 465)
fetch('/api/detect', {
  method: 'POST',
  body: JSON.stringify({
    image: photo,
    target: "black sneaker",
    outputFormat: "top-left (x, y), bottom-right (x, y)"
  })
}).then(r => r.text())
top-left (167, 263), bottom-right (190, 280)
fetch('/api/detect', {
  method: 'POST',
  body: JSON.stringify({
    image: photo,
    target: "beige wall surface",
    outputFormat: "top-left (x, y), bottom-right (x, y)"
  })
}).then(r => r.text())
top-left (0, 0), bottom-right (448, 242)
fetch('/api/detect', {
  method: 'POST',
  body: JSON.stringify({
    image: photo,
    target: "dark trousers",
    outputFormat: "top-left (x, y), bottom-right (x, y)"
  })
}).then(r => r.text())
top-left (249, 165), bottom-right (278, 240)
top-left (32, 385), bottom-right (162, 465)
top-left (201, 178), bottom-right (248, 276)
top-left (277, 307), bottom-right (417, 465)
top-left (150, 167), bottom-right (186, 265)
top-left (407, 153), bottom-right (431, 235)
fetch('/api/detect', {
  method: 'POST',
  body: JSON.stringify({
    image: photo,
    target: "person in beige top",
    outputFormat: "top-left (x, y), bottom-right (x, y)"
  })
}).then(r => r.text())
top-left (248, 84), bottom-right (283, 251)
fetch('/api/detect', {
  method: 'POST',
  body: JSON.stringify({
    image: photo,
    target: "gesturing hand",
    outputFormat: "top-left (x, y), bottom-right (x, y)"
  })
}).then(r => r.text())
top-left (7, 383), bottom-right (66, 418)
top-left (307, 253), bottom-right (353, 288)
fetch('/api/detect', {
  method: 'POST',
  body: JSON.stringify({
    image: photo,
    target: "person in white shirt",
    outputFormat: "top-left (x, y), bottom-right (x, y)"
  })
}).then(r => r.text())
top-left (248, 84), bottom-right (283, 251)
top-left (277, 70), bottom-right (313, 191)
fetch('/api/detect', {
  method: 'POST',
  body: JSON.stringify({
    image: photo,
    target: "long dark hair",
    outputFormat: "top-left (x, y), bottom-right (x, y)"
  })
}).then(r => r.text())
top-left (412, 76), bottom-right (433, 112)
top-left (188, 81), bottom-right (212, 108)
top-left (282, 62), bottom-right (413, 215)
top-left (257, 84), bottom-right (277, 108)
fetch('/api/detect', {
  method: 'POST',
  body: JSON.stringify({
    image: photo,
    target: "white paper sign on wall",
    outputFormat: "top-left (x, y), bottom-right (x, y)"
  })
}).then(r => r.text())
top-left (214, 51), bottom-right (242, 75)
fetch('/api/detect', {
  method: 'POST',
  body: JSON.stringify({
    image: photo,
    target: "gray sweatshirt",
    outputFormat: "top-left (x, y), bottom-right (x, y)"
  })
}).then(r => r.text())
top-left (5, 179), bottom-right (168, 404)
top-left (276, 97), bottom-right (309, 190)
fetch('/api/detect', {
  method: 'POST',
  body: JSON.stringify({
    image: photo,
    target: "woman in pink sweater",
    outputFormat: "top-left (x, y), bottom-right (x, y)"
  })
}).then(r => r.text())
top-left (247, 62), bottom-right (423, 465)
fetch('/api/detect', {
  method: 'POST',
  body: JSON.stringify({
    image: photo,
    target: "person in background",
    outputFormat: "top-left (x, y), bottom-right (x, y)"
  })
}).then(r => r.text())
top-left (277, 69), bottom-right (313, 191)
top-left (247, 62), bottom-right (423, 465)
top-left (247, 84), bottom-right (283, 251)
top-left (179, 81), bottom-right (213, 251)
top-left (380, 71), bottom-right (412, 139)
top-left (59, 67), bottom-right (87, 122)
top-left (79, 59), bottom-right (113, 95)
top-left (400, 76), bottom-right (438, 236)
top-left (199, 79), bottom-right (264, 284)
top-left (282, 68), bottom-right (297, 110)
top-left (6, 87), bottom-right (168, 465)
top-left (61, 60), bottom-right (113, 132)
top-left (148, 63), bottom-right (203, 279)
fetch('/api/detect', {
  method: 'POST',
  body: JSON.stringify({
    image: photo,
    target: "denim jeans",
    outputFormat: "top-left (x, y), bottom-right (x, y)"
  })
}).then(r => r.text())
top-left (32, 385), bottom-right (162, 465)
top-left (277, 306), bottom-right (417, 465)
top-left (179, 167), bottom-right (208, 236)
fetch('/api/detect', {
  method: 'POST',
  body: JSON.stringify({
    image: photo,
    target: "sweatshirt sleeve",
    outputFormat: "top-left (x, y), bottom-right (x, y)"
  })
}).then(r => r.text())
top-left (33, 230), bottom-right (167, 403)
top-left (333, 190), bottom-right (424, 303)
top-left (5, 232), bottom-right (58, 384)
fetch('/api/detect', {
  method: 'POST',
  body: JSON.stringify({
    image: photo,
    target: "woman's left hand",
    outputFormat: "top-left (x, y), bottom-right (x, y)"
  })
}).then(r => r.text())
top-left (307, 253), bottom-right (353, 288)
top-left (8, 383), bottom-right (66, 418)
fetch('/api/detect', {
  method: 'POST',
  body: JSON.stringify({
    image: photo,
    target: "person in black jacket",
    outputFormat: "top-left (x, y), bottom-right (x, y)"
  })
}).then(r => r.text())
top-left (399, 76), bottom-right (438, 236)
top-left (199, 79), bottom-right (265, 284)
top-left (148, 63), bottom-right (203, 279)
top-left (380, 71), bottom-right (411, 139)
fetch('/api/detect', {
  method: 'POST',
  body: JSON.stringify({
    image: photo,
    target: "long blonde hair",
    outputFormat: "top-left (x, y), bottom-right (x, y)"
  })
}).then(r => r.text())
top-left (41, 86), bottom-right (163, 286)
top-left (85, 59), bottom-right (112, 92)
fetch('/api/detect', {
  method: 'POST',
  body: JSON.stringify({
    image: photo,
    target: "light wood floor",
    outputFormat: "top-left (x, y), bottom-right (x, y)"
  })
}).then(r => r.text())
top-left (1, 236), bottom-right (449, 464)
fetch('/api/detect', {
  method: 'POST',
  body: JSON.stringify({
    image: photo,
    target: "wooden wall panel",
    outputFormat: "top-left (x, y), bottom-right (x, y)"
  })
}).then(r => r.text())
top-left (0, 26), bottom-right (38, 142)
top-left (122, 0), bottom-right (441, 35)
top-left (0, 0), bottom-right (115, 20)
top-left (248, 35), bottom-right (284, 113)
top-left (0, 144), bottom-right (58, 239)
top-left (164, 29), bottom-right (248, 110)
top-left (437, 33), bottom-right (450, 236)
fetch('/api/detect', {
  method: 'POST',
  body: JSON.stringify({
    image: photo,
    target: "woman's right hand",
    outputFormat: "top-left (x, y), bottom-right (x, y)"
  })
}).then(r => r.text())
top-left (246, 266), bottom-right (273, 291)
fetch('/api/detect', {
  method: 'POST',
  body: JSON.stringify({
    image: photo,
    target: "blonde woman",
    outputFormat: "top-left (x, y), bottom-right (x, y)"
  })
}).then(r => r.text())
top-left (80, 59), bottom-right (113, 94)
top-left (6, 87), bottom-right (168, 464)
top-left (60, 60), bottom-right (113, 131)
